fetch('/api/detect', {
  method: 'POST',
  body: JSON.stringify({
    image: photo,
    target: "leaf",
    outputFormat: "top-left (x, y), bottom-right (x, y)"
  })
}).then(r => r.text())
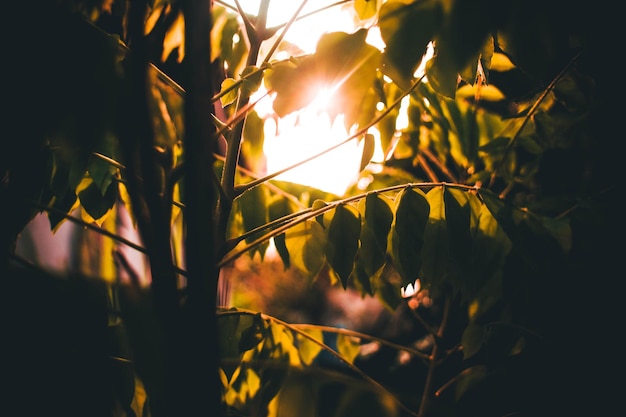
top-left (490, 52), bottom-right (516, 72)
top-left (239, 313), bottom-right (267, 353)
top-left (285, 220), bottom-right (327, 281)
top-left (359, 133), bottom-right (375, 171)
top-left (420, 187), bottom-right (449, 294)
top-left (130, 376), bottom-right (148, 417)
top-left (268, 197), bottom-right (298, 269)
top-left (241, 65), bottom-right (263, 95)
top-left (296, 328), bottom-right (324, 365)
top-left (456, 84), bottom-right (505, 102)
top-left (379, 0), bottom-right (442, 86)
top-left (454, 365), bottom-right (488, 401)
top-left (354, 0), bottom-right (379, 20)
top-left (161, 9), bottom-right (185, 62)
top-left (424, 56), bottom-right (459, 99)
top-left (220, 78), bottom-right (239, 107)
top-left (443, 187), bottom-right (472, 289)
top-left (326, 204), bottom-right (361, 288)
top-left (266, 29), bottom-right (381, 128)
top-left (270, 322), bottom-right (301, 366)
top-left (77, 176), bottom-right (118, 224)
top-left (352, 257), bottom-right (374, 296)
top-left (212, 8), bottom-right (248, 78)
top-left (241, 109), bottom-right (266, 173)
top-left (336, 333), bottom-right (361, 365)
top-left (461, 323), bottom-right (486, 360)
top-left (389, 188), bottom-right (430, 285)
top-left (358, 194), bottom-right (393, 277)
top-left (238, 184), bottom-right (269, 259)
top-left (434, 0), bottom-right (491, 82)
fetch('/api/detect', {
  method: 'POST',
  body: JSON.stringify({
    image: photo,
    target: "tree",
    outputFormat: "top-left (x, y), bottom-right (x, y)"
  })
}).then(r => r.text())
top-left (2, 1), bottom-right (619, 416)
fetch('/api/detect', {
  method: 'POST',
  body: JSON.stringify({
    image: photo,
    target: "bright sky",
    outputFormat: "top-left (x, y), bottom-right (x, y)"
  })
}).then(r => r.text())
top-left (224, 0), bottom-right (384, 195)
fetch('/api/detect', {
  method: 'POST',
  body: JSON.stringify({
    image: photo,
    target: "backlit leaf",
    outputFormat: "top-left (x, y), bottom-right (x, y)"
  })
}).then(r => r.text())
top-left (358, 194), bottom-right (393, 277)
top-left (241, 110), bottom-right (266, 173)
top-left (354, 0), bottom-right (379, 21)
top-left (336, 333), bottom-right (361, 365)
top-left (266, 29), bottom-right (381, 129)
top-left (238, 185), bottom-right (269, 259)
top-left (379, 0), bottom-right (442, 86)
top-left (285, 220), bottom-right (327, 281)
top-left (220, 78), bottom-right (239, 107)
top-left (241, 65), bottom-right (263, 95)
top-left (444, 187), bottom-right (472, 276)
top-left (421, 187), bottom-right (449, 294)
top-left (360, 133), bottom-right (375, 172)
top-left (269, 197), bottom-right (299, 269)
top-left (296, 328), bottom-right (324, 366)
top-left (326, 204), bottom-right (361, 288)
top-left (389, 188), bottom-right (430, 285)
top-left (239, 313), bottom-right (267, 353)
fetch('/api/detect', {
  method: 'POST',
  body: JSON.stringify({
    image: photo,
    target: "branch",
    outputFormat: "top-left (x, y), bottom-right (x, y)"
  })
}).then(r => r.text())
top-left (218, 182), bottom-right (480, 267)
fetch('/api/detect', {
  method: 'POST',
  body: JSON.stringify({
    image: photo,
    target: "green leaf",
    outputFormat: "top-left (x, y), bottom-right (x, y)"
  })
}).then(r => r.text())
top-left (218, 311), bottom-right (259, 380)
top-left (213, 9), bottom-right (248, 79)
top-left (220, 77), bottom-right (239, 107)
top-left (87, 156), bottom-right (117, 195)
top-left (326, 204), bottom-right (361, 288)
top-left (358, 194), bottom-right (393, 277)
top-left (461, 323), bottom-right (486, 360)
top-left (285, 220), bottom-right (327, 281)
top-left (352, 257), bottom-right (374, 296)
top-left (239, 313), bottom-right (267, 353)
top-left (241, 110), bottom-right (266, 173)
top-left (478, 135), bottom-right (511, 155)
top-left (375, 264), bottom-right (404, 310)
top-left (424, 56), bottom-right (459, 99)
top-left (444, 187), bottom-right (472, 286)
top-left (420, 187), bottom-right (449, 294)
top-left (269, 197), bottom-right (299, 269)
top-left (312, 199), bottom-right (330, 227)
top-left (389, 188), bottom-right (430, 285)
top-left (241, 65), bottom-right (263, 95)
top-left (238, 184), bottom-right (269, 259)
top-left (379, 0), bottom-right (443, 86)
top-left (434, 0), bottom-right (491, 82)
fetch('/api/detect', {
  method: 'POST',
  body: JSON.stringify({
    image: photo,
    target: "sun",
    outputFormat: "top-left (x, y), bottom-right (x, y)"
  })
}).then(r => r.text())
top-left (230, 0), bottom-right (385, 196)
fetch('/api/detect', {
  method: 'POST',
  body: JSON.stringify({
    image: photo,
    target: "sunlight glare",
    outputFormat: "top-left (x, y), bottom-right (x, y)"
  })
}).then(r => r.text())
top-left (232, 0), bottom-right (392, 195)
top-left (262, 110), bottom-right (361, 196)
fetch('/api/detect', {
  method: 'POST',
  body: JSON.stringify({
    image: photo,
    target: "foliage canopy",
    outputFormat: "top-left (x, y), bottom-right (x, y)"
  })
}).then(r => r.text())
top-left (2, 1), bottom-right (619, 417)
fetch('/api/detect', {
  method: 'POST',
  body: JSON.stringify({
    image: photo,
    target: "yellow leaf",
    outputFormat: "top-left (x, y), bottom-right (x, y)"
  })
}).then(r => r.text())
top-left (220, 78), bottom-right (239, 107)
top-left (162, 11), bottom-right (185, 63)
top-left (297, 328), bottom-right (324, 365)
top-left (457, 84), bottom-right (505, 102)
top-left (336, 333), bottom-right (361, 364)
top-left (130, 376), bottom-right (148, 417)
top-left (490, 52), bottom-right (516, 72)
top-left (354, 0), bottom-right (379, 20)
